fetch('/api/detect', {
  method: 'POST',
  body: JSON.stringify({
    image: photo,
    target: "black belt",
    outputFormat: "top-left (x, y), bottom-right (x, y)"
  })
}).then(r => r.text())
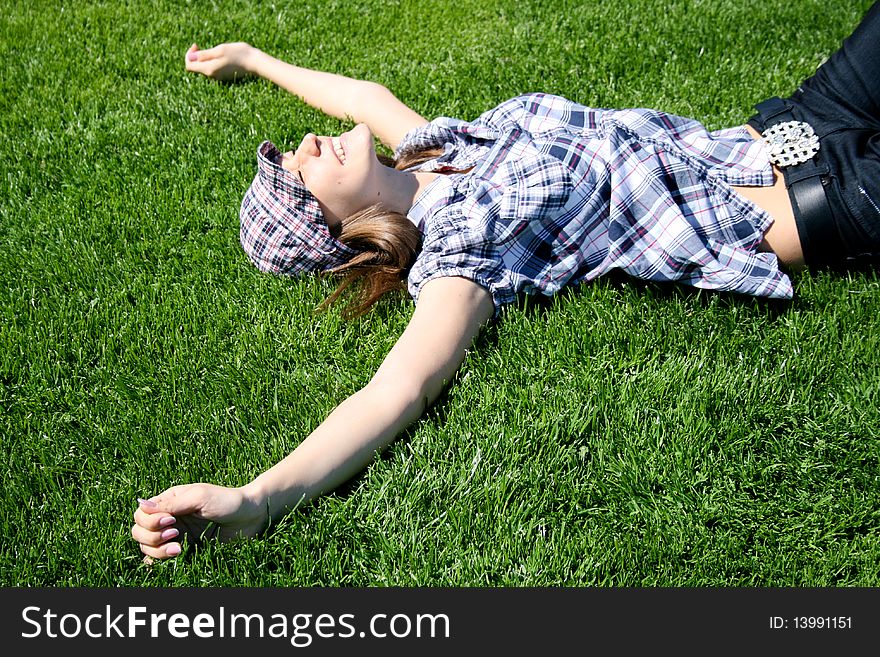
top-left (753, 97), bottom-right (841, 266)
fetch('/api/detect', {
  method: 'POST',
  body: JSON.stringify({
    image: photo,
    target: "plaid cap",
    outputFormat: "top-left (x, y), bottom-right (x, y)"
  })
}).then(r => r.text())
top-left (239, 140), bottom-right (361, 275)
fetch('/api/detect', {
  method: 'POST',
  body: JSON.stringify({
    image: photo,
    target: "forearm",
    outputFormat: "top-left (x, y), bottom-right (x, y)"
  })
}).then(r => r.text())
top-left (247, 48), bottom-right (381, 125)
top-left (240, 278), bottom-right (493, 527)
top-left (187, 41), bottom-right (425, 148)
top-left (242, 381), bottom-right (425, 522)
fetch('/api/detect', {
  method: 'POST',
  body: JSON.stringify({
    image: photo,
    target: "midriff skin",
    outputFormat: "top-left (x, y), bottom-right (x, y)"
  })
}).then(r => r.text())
top-left (732, 124), bottom-right (806, 270)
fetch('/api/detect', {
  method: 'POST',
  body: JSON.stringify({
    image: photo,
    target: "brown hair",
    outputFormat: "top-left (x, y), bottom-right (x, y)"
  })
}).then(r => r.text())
top-left (320, 146), bottom-right (449, 318)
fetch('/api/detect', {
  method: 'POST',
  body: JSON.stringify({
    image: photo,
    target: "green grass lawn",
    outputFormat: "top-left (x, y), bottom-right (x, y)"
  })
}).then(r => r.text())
top-left (2, 0), bottom-right (878, 586)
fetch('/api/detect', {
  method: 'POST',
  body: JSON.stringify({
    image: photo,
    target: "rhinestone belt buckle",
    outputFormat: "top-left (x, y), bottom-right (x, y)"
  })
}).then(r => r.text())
top-left (761, 120), bottom-right (820, 167)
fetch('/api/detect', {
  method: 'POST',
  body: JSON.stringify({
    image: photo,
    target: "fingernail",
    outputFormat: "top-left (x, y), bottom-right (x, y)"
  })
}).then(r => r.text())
top-left (166, 544), bottom-right (181, 556)
top-left (159, 516), bottom-right (176, 527)
top-left (138, 498), bottom-right (158, 509)
top-left (161, 528), bottom-right (179, 540)
top-left (187, 51), bottom-right (198, 61)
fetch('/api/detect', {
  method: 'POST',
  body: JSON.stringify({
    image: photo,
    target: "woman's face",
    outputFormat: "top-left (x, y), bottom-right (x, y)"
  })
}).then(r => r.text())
top-left (282, 123), bottom-right (379, 230)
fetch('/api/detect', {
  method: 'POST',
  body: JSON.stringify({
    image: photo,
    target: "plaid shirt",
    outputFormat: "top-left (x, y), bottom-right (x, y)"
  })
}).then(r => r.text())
top-left (397, 93), bottom-right (793, 314)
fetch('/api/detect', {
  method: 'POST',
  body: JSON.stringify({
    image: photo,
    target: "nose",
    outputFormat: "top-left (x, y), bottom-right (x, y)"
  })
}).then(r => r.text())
top-left (297, 133), bottom-right (320, 157)
top-left (282, 133), bottom-right (321, 175)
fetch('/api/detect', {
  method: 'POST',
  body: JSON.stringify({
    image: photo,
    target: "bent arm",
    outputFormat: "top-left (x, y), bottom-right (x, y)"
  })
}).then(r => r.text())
top-left (186, 43), bottom-right (427, 150)
top-left (242, 277), bottom-right (494, 522)
top-left (248, 49), bottom-right (427, 150)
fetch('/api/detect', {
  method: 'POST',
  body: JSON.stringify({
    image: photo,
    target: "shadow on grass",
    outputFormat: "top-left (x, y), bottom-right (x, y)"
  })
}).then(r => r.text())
top-left (294, 267), bottom-right (818, 504)
top-left (509, 269), bottom-right (796, 321)
top-left (143, 262), bottom-right (880, 571)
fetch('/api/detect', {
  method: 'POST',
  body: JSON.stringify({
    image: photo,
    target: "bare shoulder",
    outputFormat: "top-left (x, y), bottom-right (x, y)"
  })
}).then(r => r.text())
top-left (370, 276), bottom-right (493, 394)
top-left (415, 276), bottom-right (494, 324)
top-left (401, 276), bottom-right (494, 353)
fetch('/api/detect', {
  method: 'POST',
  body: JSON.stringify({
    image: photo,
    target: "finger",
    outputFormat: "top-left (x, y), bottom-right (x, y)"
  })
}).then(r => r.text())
top-left (186, 44), bottom-right (224, 72)
top-left (131, 523), bottom-right (180, 548)
top-left (148, 484), bottom-right (207, 518)
top-left (139, 541), bottom-right (182, 560)
top-left (133, 506), bottom-right (177, 530)
top-left (193, 44), bottom-right (223, 60)
top-left (137, 496), bottom-right (163, 514)
top-left (185, 44), bottom-right (214, 73)
top-left (185, 44), bottom-right (197, 67)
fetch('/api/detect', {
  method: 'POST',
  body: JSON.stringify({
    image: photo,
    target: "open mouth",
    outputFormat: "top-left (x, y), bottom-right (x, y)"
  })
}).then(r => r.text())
top-left (331, 136), bottom-right (347, 164)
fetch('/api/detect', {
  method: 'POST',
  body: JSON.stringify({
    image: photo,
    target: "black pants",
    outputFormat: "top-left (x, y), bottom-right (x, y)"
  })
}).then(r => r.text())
top-left (748, 1), bottom-right (880, 269)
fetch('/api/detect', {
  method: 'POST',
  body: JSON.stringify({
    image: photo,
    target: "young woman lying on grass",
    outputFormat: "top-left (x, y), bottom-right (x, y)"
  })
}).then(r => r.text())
top-left (132, 3), bottom-right (880, 560)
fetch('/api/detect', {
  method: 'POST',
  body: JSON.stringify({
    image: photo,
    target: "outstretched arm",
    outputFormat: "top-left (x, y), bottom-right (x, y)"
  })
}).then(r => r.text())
top-left (132, 277), bottom-right (494, 560)
top-left (185, 42), bottom-right (428, 151)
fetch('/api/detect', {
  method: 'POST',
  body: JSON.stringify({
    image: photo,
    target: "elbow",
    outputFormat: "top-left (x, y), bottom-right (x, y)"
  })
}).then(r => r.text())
top-left (349, 81), bottom-right (391, 117)
top-left (358, 80), bottom-right (390, 97)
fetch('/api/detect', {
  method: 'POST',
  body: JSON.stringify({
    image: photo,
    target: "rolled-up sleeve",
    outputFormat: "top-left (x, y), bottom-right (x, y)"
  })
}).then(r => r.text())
top-left (407, 205), bottom-right (514, 316)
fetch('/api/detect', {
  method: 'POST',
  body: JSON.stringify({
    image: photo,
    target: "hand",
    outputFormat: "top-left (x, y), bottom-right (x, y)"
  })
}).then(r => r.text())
top-left (131, 483), bottom-right (268, 562)
top-left (185, 42), bottom-right (257, 82)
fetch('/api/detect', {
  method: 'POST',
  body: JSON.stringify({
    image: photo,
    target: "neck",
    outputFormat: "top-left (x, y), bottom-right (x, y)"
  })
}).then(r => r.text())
top-left (376, 166), bottom-right (439, 215)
